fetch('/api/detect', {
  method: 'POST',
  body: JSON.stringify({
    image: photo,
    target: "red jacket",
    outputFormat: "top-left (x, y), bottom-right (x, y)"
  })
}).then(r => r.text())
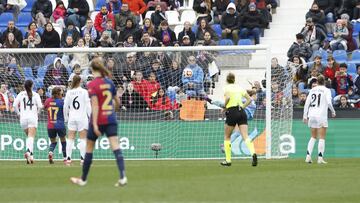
top-left (151, 96), bottom-right (173, 110)
top-left (132, 79), bottom-right (149, 101)
top-left (250, 0), bottom-right (266, 9)
top-left (122, 0), bottom-right (147, 15)
top-left (324, 66), bottom-right (339, 81)
top-left (53, 7), bottom-right (66, 22)
top-left (94, 12), bottom-right (115, 33)
top-left (146, 80), bottom-right (160, 102)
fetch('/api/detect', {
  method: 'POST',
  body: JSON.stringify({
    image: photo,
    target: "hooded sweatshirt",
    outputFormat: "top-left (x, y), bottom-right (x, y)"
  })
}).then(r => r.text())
top-left (220, 3), bottom-right (240, 30)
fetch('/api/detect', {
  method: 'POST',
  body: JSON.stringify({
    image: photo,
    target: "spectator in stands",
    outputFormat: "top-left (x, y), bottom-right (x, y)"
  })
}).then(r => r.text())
top-left (63, 35), bottom-right (74, 47)
top-left (121, 82), bottom-right (149, 111)
top-left (196, 18), bottom-right (218, 41)
top-left (337, 95), bottom-right (353, 108)
top-left (122, 0), bottom-right (147, 23)
top-left (220, 2), bottom-right (240, 44)
top-left (178, 21), bottom-right (196, 46)
top-left (139, 31), bottom-right (159, 47)
top-left (155, 20), bottom-right (176, 46)
top-left (98, 31), bottom-right (115, 47)
top-left (67, 0), bottom-right (89, 29)
top-left (353, 1), bottom-right (360, 22)
top-left (103, 18), bottom-right (118, 42)
top-left (119, 18), bottom-right (140, 42)
top-left (131, 71), bottom-right (151, 102)
top-left (2, 33), bottom-right (20, 48)
top-left (330, 19), bottom-right (348, 51)
top-left (314, 0), bottom-right (335, 23)
top-left (180, 35), bottom-right (192, 46)
top-left (61, 21), bottom-right (80, 47)
top-left (291, 55), bottom-right (308, 86)
top-left (151, 4), bottom-right (167, 29)
top-left (23, 22), bottom-right (41, 48)
top-left (142, 18), bottom-right (156, 36)
top-left (300, 18), bottom-right (326, 51)
top-left (94, 5), bottom-right (115, 33)
top-left (251, 0), bottom-right (273, 29)
top-left (0, 83), bottom-right (10, 112)
top-left (334, 63), bottom-right (353, 95)
top-left (119, 52), bottom-right (140, 83)
top-left (202, 31), bottom-right (217, 46)
top-left (81, 18), bottom-right (98, 41)
top-left (306, 2), bottom-right (326, 26)
top-left (292, 86), bottom-right (300, 107)
top-left (213, 0), bottom-right (230, 24)
top-left (307, 68), bottom-right (320, 87)
top-left (168, 59), bottom-right (182, 88)
top-left (311, 55), bottom-right (325, 73)
top-left (84, 33), bottom-right (97, 47)
top-left (147, 0), bottom-right (167, 11)
top-left (107, 0), bottom-right (122, 14)
top-left (146, 72), bottom-right (161, 101)
top-left (41, 22), bottom-right (60, 48)
top-left (182, 55), bottom-right (205, 97)
top-left (287, 33), bottom-right (312, 61)
top-left (144, 59), bottom-right (167, 87)
top-left (347, 87), bottom-right (360, 108)
top-left (44, 57), bottom-right (69, 89)
top-left (334, 0), bottom-right (356, 20)
top-left (31, 0), bottom-right (53, 27)
top-left (115, 3), bottom-right (136, 31)
top-left (324, 55), bottom-right (339, 82)
top-left (1, 21), bottom-right (22, 45)
top-left (0, 0), bottom-right (20, 22)
top-left (340, 13), bottom-right (356, 52)
top-left (53, 1), bottom-right (67, 29)
top-left (193, 0), bottom-right (212, 24)
top-left (123, 34), bottom-right (137, 47)
top-left (68, 63), bottom-right (86, 83)
top-left (71, 38), bottom-right (90, 70)
top-left (240, 2), bottom-right (263, 45)
top-left (151, 88), bottom-right (174, 110)
top-left (354, 66), bottom-right (360, 96)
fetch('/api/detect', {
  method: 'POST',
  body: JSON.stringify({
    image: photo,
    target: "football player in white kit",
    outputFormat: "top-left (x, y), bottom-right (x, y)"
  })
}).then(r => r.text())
top-left (303, 75), bottom-right (336, 164)
top-left (64, 75), bottom-right (91, 165)
top-left (13, 80), bottom-right (43, 164)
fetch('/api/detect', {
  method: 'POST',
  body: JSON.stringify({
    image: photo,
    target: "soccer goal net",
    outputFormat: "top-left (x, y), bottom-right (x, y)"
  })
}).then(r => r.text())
top-left (0, 45), bottom-right (293, 160)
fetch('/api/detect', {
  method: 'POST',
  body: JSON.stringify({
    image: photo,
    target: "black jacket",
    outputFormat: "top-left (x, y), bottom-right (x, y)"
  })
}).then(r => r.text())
top-left (287, 42), bottom-right (313, 61)
top-left (178, 29), bottom-right (196, 45)
top-left (60, 28), bottom-right (80, 47)
top-left (68, 0), bottom-right (89, 16)
top-left (1, 27), bottom-right (23, 44)
top-left (121, 91), bottom-right (148, 110)
top-left (31, 0), bottom-right (53, 18)
top-left (41, 29), bottom-right (60, 48)
top-left (305, 9), bottom-right (326, 25)
top-left (151, 11), bottom-right (167, 29)
top-left (314, 0), bottom-right (335, 14)
top-left (242, 10), bottom-right (263, 29)
top-left (155, 28), bottom-right (177, 46)
top-left (220, 11), bottom-right (241, 30)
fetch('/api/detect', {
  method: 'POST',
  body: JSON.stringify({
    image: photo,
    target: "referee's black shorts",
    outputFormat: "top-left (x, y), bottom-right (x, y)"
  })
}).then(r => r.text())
top-left (225, 106), bottom-right (248, 126)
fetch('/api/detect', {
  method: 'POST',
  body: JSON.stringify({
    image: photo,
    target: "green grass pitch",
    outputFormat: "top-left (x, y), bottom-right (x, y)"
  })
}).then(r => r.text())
top-left (0, 159), bottom-right (359, 203)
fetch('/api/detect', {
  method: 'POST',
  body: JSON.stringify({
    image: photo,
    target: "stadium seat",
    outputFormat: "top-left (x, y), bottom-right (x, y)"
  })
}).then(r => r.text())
top-left (350, 49), bottom-right (360, 64)
top-left (165, 11), bottom-right (180, 25)
top-left (87, 0), bottom-right (94, 11)
top-left (0, 13), bottom-right (14, 26)
top-left (218, 39), bottom-right (234, 46)
top-left (174, 25), bottom-right (184, 40)
top-left (180, 10), bottom-right (196, 24)
top-left (66, 66), bottom-right (72, 76)
top-left (211, 24), bottom-right (222, 39)
top-left (34, 78), bottom-right (44, 89)
top-left (191, 25), bottom-right (198, 35)
top-left (37, 66), bottom-right (47, 79)
top-left (333, 50), bottom-right (348, 64)
top-left (95, 0), bottom-right (106, 11)
top-left (90, 11), bottom-right (99, 22)
top-left (145, 11), bottom-right (154, 20)
top-left (311, 49), bottom-right (328, 64)
top-left (346, 63), bottom-right (357, 74)
top-left (237, 39), bottom-right (253, 45)
top-left (16, 13), bottom-right (32, 27)
top-left (353, 22), bottom-right (360, 38)
top-left (23, 0), bottom-right (34, 12)
top-left (23, 67), bottom-right (35, 80)
top-left (18, 27), bottom-right (27, 37)
top-left (44, 54), bottom-right (57, 67)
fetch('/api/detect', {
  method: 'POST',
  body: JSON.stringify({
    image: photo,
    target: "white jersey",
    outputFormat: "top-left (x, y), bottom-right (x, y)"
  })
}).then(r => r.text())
top-left (64, 87), bottom-right (91, 122)
top-left (303, 85), bottom-right (336, 119)
top-left (13, 91), bottom-right (43, 120)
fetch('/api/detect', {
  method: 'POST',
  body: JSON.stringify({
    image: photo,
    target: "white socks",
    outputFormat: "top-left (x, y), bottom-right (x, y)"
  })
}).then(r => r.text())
top-left (306, 137), bottom-right (316, 156)
top-left (26, 137), bottom-right (34, 154)
top-left (66, 139), bottom-right (74, 160)
top-left (318, 139), bottom-right (325, 157)
top-left (79, 138), bottom-right (86, 159)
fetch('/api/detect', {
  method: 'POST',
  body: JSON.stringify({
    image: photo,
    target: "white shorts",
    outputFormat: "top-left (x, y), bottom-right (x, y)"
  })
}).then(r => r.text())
top-left (20, 118), bottom-right (38, 129)
top-left (308, 117), bottom-right (328, 128)
top-left (67, 120), bottom-right (89, 132)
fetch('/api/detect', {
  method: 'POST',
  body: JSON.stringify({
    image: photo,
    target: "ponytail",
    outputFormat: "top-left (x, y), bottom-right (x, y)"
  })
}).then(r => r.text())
top-left (71, 75), bottom-right (82, 89)
top-left (91, 60), bottom-right (111, 78)
top-left (24, 80), bottom-right (33, 99)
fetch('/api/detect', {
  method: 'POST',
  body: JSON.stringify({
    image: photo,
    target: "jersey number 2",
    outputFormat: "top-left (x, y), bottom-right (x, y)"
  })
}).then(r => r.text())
top-left (102, 90), bottom-right (113, 111)
top-left (310, 93), bottom-right (321, 107)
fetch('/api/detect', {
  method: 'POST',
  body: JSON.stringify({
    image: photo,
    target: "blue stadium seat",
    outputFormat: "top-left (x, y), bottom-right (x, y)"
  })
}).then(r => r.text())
top-left (95, 0), bottom-right (106, 11)
top-left (346, 63), bottom-right (357, 74)
top-left (66, 66), bottom-right (72, 76)
top-left (16, 13), bottom-right (32, 27)
top-left (218, 39), bottom-right (234, 46)
top-left (311, 49), bottom-right (328, 64)
top-left (0, 13), bottom-right (14, 26)
top-left (191, 25), bottom-right (198, 35)
top-left (18, 27), bottom-right (27, 37)
top-left (332, 50), bottom-right (347, 64)
top-left (37, 66), bottom-right (47, 79)
top-left (23, 67), bottom-right (35, 80)
top-left (350, 49), bottom-right (360, 64)
top-left (44, 54), bottom-right (57, 67)
top-left (237, 39), bottom-right (253, 45)
top-left (353, 22), bottom-right (360, 38)
top-left (211, 24), bottom-right (222, 39)
top-left (23, 0), bottom-right (34, 12)
top-left (34, 78), bottom-right (44, 89)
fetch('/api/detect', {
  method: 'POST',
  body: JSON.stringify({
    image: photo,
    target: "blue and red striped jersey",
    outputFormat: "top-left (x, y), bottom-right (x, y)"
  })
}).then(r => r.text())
top-left (44, 98), bottom-right (65, 129)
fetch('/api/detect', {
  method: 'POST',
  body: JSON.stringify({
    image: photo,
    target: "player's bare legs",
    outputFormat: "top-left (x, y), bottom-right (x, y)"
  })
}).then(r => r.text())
top-left (78, 130), bottom-right (87, 165)
top-left (70, 140), bottom-right (95, 186)
top-left (239, 124), bottom-right (257, 166)
top-left (25, 127), bottom-right (36, 164)
top-left (109, 136), bottom-right (127, 186)
top-left (317, 127), bottom-right (327, 164)
top-left (305, 128), bottom-right (318, 163)
top-left (221, 124), bottom-right (234, 166)
top-left (66, 130), bottom-right (76, 165)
